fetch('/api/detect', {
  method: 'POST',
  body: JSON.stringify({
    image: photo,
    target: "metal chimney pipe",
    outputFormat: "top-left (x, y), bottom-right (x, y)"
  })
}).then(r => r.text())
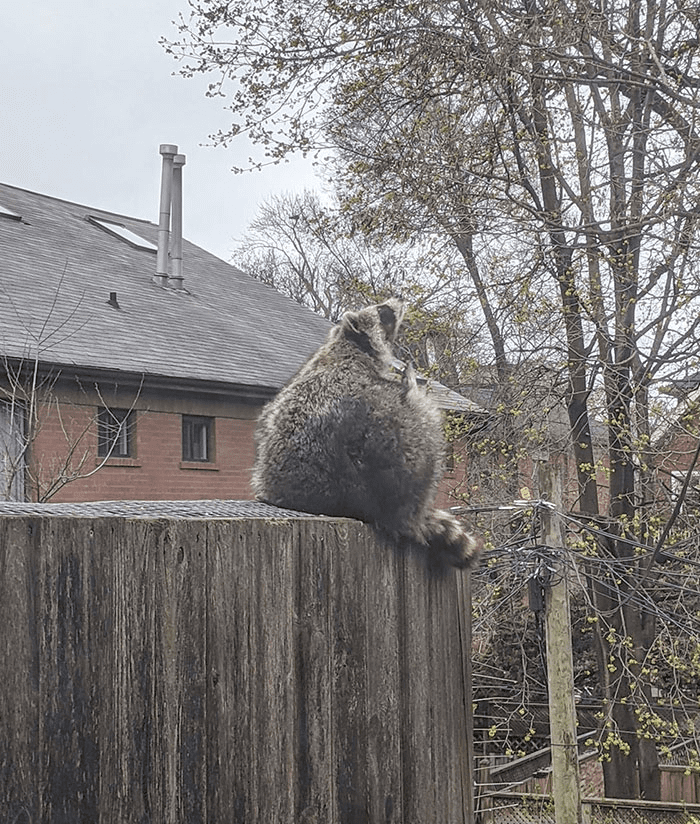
top-left (168, 153), bottom-right (186, 289)
top-left (155, 144), bottom-right (178, 286)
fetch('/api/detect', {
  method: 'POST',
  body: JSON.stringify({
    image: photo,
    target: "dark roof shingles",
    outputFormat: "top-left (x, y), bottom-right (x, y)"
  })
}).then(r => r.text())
top-left (0, 183), bottom-right (331, 391)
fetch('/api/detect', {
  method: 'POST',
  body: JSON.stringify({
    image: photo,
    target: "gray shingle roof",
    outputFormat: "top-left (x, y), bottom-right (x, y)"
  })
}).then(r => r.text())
top-left (0, 183), bottom-right (484, 414)
top-left (0, 183), bottom-right (332, 393)
top-left (421, 378), bottom-right (485, 414)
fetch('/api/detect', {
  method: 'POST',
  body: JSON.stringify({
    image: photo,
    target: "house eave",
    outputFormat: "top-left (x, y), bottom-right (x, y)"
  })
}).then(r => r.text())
top-left (0, 358), bottom-right (278, 406)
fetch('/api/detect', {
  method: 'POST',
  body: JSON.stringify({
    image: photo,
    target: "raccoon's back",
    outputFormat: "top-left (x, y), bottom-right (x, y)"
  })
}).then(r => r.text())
top-left (252, 393), bottom-right (437, 529)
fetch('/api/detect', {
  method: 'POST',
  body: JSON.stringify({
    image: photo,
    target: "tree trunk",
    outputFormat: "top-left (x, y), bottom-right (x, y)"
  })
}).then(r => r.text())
top-left (453, 232), bottom-right (509, 385)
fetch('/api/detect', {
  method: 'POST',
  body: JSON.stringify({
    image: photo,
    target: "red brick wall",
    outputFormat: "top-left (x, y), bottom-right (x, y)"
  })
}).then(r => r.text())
top-left (29, 402), bottom-right (258, 503)
top-left (27, 393), bottom-right (484, 508)
top-left (658, 431), bottom-right (700, 476)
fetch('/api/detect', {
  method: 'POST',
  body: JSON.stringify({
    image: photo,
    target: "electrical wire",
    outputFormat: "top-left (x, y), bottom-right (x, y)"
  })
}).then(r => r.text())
top-left (468, 497), bottom-right (700, 637)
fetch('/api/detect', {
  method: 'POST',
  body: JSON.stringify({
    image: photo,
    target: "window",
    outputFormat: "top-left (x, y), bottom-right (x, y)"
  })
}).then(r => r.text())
top-left (88, 217), bottom-right (158, 252)
top-left (98, 407), bottom-right (135, 458)
top-left (0, 203), bottom-right (21, 221)
top-left (0, 402), bottom-right (25, 501)
top-left (182, 416), bottom-right (214, 462)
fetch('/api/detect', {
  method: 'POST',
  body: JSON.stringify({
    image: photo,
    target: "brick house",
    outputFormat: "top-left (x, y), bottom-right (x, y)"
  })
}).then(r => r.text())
top-left (0, 159), bottom-right (480, 504)
top-left (0, 165), bottom-right (332, 502)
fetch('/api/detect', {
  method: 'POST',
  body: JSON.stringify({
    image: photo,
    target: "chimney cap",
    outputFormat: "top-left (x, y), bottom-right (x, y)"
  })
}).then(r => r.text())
top-left (173, 154), bottom-right (186, 167)
top-left (159, 143), bottom-right (179, 156)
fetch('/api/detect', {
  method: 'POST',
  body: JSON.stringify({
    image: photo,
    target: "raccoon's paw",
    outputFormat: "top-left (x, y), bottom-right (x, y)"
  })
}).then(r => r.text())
top-left (400, 362), bottom-right (418, 395)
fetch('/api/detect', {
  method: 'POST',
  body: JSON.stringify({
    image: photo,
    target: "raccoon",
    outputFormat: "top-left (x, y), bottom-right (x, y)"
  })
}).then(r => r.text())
top-left (251, 298), bottom-right (481, 568)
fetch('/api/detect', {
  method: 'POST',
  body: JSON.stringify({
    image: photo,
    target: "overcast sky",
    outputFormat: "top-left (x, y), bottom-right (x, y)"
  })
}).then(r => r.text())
top-left (0, 0), bottom-right (320, 262)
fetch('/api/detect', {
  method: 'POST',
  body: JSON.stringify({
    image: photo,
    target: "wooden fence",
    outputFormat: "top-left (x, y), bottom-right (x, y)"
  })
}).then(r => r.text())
top-left (0, 502), bottom-right (471, 823)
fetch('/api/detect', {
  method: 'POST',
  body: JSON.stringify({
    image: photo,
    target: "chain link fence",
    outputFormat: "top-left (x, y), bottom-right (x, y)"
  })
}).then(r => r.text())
top-left (480, 794), bottom-right (554, 823)
top-left (480, 794), bottom-right (700, 823)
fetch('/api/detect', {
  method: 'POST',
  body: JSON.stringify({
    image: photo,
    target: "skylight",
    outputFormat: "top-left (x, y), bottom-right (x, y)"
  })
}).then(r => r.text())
top-left (89, 217), bottom-right (158, 252)
top-left (0, 203), bottom-right (21, 220)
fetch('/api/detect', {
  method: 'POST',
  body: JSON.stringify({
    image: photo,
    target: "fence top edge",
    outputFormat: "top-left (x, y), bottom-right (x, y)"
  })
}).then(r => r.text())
top-left (0, 499), bottom-right (335, 521)
top-left (485, 792), bottom-right (700, 811)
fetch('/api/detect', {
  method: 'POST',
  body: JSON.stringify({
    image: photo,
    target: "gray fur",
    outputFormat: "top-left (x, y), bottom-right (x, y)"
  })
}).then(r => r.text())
top-left (251, 298), bottom-right (481, 568)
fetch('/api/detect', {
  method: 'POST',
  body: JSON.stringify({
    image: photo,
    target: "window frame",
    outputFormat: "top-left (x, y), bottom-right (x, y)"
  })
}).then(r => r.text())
top-left (97, 407), bottom-right (135, 459)
top-left (182, 415), bottom-right (214, 463)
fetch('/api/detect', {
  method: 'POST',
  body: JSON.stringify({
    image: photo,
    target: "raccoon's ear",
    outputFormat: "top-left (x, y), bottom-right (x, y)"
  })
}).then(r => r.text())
top-left (377, 303), bottom-right (398, 338)
top-left (341, 309), bottom-right (376, 354)
top-left (341, 310), bottom-right (361, 335)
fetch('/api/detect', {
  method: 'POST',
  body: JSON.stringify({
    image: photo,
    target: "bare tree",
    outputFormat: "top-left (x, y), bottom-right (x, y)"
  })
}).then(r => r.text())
top-left (236, 189), bottom-right (489, 384)
top-left (1, 273), bottom-right (141, 502)
top-left (236, 190), bottom-right (402, 320)
top-left (1, 359), bottom-right (142, 503)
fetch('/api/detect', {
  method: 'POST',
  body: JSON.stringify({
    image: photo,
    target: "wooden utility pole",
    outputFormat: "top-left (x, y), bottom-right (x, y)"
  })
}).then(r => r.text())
top-left (538, 462), bottom-right (582, 824)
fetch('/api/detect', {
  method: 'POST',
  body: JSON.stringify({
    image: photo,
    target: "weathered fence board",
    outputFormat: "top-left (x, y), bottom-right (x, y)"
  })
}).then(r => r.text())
top-left (365, 524), bottom-right (402, 824)
top-left (0, 506), bottom-right (470, 823)
top-left (1, 517), bottom-right (40, 822)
